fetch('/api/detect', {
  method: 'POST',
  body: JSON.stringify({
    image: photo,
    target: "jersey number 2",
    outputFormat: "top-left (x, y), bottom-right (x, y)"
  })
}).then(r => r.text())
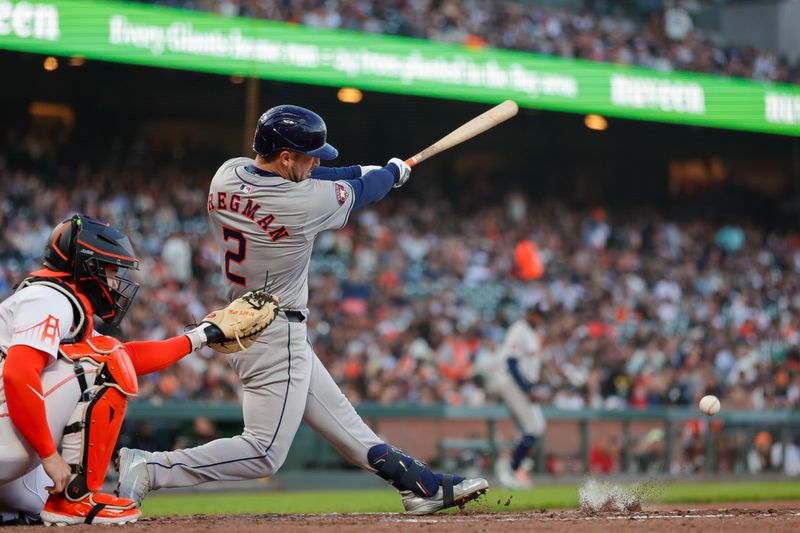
top-left (223, 227), bottom-right (247, 286)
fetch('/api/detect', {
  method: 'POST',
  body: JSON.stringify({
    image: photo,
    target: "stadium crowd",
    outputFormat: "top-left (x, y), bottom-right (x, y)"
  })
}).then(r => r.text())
top-left (129, 0), bottom-right (800, 84)
top-left (2, 127), bottom-right (800, 418)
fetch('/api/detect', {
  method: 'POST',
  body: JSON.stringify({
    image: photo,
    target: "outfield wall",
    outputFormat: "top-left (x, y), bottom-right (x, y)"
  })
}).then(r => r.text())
top-left (126, 403), bottom-right (800, 476)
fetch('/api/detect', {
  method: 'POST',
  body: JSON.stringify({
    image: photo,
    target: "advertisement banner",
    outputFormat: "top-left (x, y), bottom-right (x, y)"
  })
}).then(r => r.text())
top-left (1, 0), bottom-right (799, 136)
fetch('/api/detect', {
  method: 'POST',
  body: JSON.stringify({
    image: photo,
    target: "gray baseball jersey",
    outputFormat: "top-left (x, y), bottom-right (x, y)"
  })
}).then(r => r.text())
top-left (207, 157), bottom-right (354, 309)
top-left (137, 157), bottom-right (383, 490)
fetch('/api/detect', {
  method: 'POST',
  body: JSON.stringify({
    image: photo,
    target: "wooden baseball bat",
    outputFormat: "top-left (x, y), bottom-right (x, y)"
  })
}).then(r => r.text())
top-left (405, 100), bottom-right (519, 168)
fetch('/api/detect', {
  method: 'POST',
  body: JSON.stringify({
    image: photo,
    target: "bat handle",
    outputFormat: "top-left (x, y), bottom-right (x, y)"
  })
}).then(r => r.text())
top-left (405, 157), bottom-right (418, 168)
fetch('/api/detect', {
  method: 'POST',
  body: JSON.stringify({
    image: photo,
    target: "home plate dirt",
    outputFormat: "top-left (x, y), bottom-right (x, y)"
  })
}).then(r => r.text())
top-left (7, 501), bottom-right (799, 532)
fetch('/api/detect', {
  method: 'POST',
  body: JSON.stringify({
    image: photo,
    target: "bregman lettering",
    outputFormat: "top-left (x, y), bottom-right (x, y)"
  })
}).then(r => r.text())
top-left (208, 192), bottom-right (289, 241)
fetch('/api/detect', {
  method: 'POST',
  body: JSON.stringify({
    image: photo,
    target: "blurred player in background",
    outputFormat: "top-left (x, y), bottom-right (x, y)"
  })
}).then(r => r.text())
top-left (118, 105), bottom-right (488, 514)
top-left (478, 303), bottom-right (548, 489)
top-left (0, 215), bottom-right (236, 526)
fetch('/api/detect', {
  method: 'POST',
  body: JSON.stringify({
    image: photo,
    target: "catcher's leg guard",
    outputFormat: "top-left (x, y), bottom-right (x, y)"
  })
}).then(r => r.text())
top-left (43, 339), bottom-right (141, 525)
top-left (367, 444), bottom-right (463, 497)
top-left (61, 385), bottom-right (130, 500)
top-left (58, 337), bottom-right (139, 501)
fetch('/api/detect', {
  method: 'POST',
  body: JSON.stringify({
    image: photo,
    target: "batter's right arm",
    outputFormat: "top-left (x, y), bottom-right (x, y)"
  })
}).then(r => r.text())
top-left (346, 158), bottom-right (411, 212)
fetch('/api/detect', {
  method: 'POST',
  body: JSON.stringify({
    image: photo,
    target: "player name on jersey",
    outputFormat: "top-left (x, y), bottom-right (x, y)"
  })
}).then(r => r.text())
top-left (207, 192), bottom-right (289, 241)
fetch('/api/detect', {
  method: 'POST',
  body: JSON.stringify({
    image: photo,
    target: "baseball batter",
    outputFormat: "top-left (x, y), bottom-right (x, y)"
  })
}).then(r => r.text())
top-left (0, 214), bottom-right (248, 526)
top-left (118, 105), bottom-right (488, 514)
top-left (478, 304), bottom-right (547, 489)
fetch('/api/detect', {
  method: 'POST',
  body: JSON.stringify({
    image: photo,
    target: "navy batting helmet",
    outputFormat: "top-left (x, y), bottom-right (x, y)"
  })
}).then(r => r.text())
top-left (252, 105), bottom-right (338, 160)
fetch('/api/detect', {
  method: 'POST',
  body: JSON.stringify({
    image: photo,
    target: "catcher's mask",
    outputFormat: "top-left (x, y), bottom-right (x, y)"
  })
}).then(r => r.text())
top-left (44, 214), bottom-right (140, 327)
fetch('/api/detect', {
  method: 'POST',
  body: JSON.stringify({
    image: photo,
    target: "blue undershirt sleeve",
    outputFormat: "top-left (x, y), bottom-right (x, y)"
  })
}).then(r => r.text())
top-left (312, 165), bottom-right (362, 181)
top-left (345, 164), bottom-right (399, 212)
top-left (506, 357), bottom-right (534, 392)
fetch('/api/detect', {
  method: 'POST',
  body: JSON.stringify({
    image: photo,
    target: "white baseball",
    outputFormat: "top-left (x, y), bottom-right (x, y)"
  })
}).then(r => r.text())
top-left (699, 395), bottom-right (720, 416)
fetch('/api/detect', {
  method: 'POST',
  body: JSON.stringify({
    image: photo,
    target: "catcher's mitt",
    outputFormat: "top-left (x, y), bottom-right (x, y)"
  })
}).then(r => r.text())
top-left (202, 290), bottom-right (279, 354)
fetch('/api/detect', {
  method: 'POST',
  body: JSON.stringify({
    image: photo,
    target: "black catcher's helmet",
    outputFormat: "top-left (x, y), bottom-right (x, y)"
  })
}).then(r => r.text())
top-left (252, 105), bottom-right (338, 160)
top-left (44, 214), bottom-right (140, 326)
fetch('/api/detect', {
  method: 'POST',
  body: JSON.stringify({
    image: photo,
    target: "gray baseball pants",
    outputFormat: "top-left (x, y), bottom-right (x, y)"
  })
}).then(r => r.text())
top-left (142, 315), bottom-right (383, 488)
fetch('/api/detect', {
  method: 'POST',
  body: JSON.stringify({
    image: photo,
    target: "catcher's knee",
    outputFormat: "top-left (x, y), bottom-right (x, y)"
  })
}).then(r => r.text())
top-left (367, 444), bottom-right (439, 497)
top-left (0, 446), bottom-right (36, 486)
top-left (0, 468), bottom-right (48, 514)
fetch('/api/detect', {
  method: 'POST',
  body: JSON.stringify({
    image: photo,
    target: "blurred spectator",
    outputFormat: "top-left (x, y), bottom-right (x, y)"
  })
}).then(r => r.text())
top-left (162, 231), bottom-right (193, 284)
top-left (117, 420), bottom-right (170, 453)
top-left (545, 452), bottom-right (565, 475)
top-left (747, 431), bottom-right (776, 473)
top-left (681, 420), bottom-right (707, 473)
top-left (589, 435), bottom-right (621, 474)
top-left (771, 436), bottom-right (800, 476)
top-left (663, 1), bottom-right (693, 41)
top-left (173, 417), bottom-right (221, 449)
top-left (3, 123), bottom-right (800, 414)
top-left (634, 428), bottom-right (666, 473)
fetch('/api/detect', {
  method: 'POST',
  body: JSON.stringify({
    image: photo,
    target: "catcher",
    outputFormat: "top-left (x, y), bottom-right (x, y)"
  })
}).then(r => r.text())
top-left (0, 214), bottom-right (277, 526)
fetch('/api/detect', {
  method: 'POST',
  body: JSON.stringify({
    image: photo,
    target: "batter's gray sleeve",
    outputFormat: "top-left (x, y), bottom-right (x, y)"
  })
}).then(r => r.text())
top-left (301, 180), bottom-right (355, 237)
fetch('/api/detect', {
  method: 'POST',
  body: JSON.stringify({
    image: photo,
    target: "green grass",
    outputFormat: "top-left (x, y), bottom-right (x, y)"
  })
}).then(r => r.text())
top-left (140, 481), bottom-right (800, 515)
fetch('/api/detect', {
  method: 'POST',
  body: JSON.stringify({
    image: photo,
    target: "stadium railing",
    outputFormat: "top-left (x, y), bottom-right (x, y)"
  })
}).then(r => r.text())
top-left (126, 402), bottom-right (800, 475)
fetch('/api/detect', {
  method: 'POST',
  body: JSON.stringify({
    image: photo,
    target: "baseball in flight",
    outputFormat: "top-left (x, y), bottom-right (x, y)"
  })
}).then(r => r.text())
top-left (699, 395), bottom-right (721, 416)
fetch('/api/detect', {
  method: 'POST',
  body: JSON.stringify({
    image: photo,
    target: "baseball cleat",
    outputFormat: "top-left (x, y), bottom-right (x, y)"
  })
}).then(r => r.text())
top-left (41, 492), bottom-right (140, 526)
top-left (402, 476), bottom-right (489, 515)
top-left (116, 447), bottom-right (152, 506)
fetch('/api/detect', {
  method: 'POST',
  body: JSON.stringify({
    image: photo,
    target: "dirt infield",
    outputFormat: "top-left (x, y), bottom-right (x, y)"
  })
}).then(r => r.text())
top-left (8, 501), bottom-right (800, 532)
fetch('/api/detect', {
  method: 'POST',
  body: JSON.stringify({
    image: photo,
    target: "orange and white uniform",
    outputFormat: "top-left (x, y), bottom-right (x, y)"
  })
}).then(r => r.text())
top-left (0, 274), bottom-right (192, 517)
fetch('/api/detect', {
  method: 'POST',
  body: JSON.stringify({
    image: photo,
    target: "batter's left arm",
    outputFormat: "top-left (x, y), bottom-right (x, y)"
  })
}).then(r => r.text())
top-left (311, 165), bottom-right (363, 181)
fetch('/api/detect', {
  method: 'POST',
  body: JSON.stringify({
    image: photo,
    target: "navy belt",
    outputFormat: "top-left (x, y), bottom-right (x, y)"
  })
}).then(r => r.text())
top-left (284, 310), bottom-right (305, 323)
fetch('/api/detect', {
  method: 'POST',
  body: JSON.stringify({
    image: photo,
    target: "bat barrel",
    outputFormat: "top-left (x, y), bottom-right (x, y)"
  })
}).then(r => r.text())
top-left (403, 100), bottom-right (518, 168)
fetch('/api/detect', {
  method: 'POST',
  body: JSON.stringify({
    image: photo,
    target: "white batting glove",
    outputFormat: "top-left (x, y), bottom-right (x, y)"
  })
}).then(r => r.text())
top-left (359, 165), bottom-right (382, 176)
top-left (387, 158), bottom-right (411, 188)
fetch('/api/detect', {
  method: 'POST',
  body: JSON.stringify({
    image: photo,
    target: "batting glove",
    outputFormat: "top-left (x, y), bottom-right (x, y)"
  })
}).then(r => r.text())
top-left (387, 158), bottom-right (411, 188)
top-left (359, 165), bottom-right (382, 176)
